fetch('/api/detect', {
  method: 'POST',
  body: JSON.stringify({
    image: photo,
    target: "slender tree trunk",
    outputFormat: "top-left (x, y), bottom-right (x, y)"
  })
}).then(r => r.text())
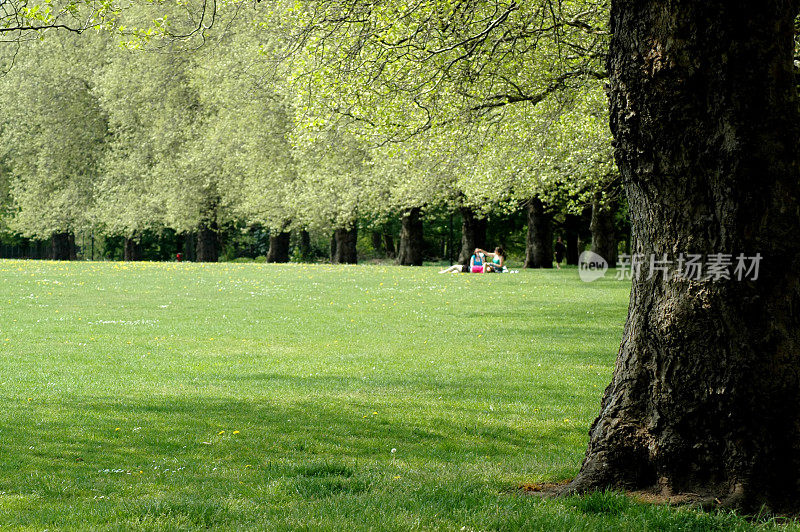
top-left (397, 207), bottom-right (424, 266)
top-left (567, 0), bottom-right (800, 513)
top-left (51, 232), bottom-right (75, 261)
top-left (458, 207), bottom-right (487, 266)
top-left (383, 232), bottom-right (396, 259)
top-left (299, 230), bottom-right (312, 261)
top-left (182, 232), bottom-right (196, 262)
top-left (371, 230), bottom-right (384, 257)
top-left (565, 213), bottom-right (580, 265)
top-left (123, 237), bottom-right (142, 261)
top-left (266, 230), bottom-right (291, 263)
top-left (332, 227), bottom-right (358, 264)
top-left (196, 224), bottom-right (219, 262)
top-left (524, 197), bottom-right (553, 268)
top-left (590, 193), bottom-right (617, 268)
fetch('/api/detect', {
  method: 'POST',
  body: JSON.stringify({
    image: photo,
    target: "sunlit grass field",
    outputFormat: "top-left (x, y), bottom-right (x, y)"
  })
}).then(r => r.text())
top-left (0, 260), bottom-right (793, 530)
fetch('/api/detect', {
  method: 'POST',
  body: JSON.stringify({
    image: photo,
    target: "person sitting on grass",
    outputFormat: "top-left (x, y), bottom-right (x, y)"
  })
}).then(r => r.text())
top-left (477, 247), bottom-right (507, 273)
top-left (438, 249), bottom-right (486, 273)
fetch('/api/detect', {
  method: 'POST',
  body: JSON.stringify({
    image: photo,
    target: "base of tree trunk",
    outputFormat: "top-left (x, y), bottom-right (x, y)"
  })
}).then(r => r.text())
top-left (397, 208), bottom-right (424, 266)
top-left (565, 214), bottom-right (580, 266)
top-left (180, 232), bottom-right (196, 262)
top-left (524, 480), bottom-right (771, 515)
top-left (524, 198), bottom-right (553, 268)
top-left (298, 230), bottom-right (312, 261)
top-left (51, 232), bottom-right (76, 261)
top-left (266, 231), bottom-right (291, 263)
top-left (566, 0), bottom-right (800, 515)
top-left (458, 207), bottom-right (487, 266)
top-left (124, 237), bottom-right (142, 261)
top-left (196, 225), bottom-right (219, 262)
top-left (332, 227), bottom-right (357, 264)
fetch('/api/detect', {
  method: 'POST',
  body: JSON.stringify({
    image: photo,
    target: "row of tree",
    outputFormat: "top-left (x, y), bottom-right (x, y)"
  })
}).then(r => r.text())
top-left (0, 3), bottom-right (622, 266)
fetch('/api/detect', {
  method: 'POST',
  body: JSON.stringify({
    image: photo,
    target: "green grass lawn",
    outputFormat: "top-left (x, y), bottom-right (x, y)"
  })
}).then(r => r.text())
top-left (0, 260), bottom-right (793, 530)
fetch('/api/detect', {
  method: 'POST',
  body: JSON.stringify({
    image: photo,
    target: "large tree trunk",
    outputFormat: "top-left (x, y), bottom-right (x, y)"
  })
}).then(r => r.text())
top-left (524, 197), bottom-right (553, 268)
top-left (565, 213), bottom-right (580, 265)
top-left (590, 193), bottom-right (617, 268)
top-left (123, 237), bottom-right (142, 261)
top-left (266, 230), bottom-right (291, 263)
top-left (195, 224), bottom-right (219, 262)
top-left (397, 208), bottom-right (424, 266)
top-left (51, 232), bottom-right (75, 261)
top-left (457, 207), bottom-right (487, 266)
top-left (332, 227), bottom-right (358, 264)
top-left (568, 0), bottom-right (800, 512)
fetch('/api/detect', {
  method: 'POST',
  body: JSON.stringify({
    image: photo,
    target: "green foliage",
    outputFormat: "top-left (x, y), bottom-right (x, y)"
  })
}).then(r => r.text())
top-left (0, 0), bottom-right (620, 255)
top-left (0, 33), bottom-right (108, 238)
top-left (268, 0), bottom-right (614, 219)
top-left (0, 0), bottom-right (118, 40)
top-left (275, 1), bottom-right (608, 138)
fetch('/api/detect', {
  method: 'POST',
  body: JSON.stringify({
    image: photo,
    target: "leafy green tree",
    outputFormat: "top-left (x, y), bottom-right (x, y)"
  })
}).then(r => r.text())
top-left (291, 122), bottom-right (372, 263)
top-left (192, 27), bottom-right (299, 262)
top-left (0, 33), bottom-right (108, 259)
top-left (95, 41), bottom-right (230, 261)
top-left (268, 0), bottom-right (610, 267)
top-left (93, 45), bottom-right (170, 258)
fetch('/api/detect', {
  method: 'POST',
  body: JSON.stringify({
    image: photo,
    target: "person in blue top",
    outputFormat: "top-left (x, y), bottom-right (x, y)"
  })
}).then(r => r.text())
top-left (477, 247), bottom-right (507, 273)
top-left (438, 249), bottom-right (486, 273)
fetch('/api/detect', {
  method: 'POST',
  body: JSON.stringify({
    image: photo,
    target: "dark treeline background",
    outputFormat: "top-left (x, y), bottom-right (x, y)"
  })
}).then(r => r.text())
top-left (0, 205), bottom-right (629, 266)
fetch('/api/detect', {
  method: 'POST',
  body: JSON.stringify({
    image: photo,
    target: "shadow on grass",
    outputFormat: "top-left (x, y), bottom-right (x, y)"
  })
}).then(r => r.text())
top-left (0, 393), bottom-right (583, 477)
top-left (1, 402), bottom-right (779, 530)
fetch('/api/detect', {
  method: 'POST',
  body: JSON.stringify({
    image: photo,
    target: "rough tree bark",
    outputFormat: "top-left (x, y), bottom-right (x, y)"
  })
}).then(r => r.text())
top-left (457, 207), bottom-right (487, 266)
top-left (567, 0), bottom-right (800, 512)
top-left (590, 192), bottom-right (617, 268)
top-left (266, 230), bottom-right (291, 263)
top-left (195, 224), bottom-right (219, 262)
top-left (123, 237), bottom-right (142, 262)
top-left (397, 207), bottom-right (424, 266)
top-left (565, 213), bottom-right (580, 265)
top-left (332, 227), bottom-right (358, 264)
top-left (51, 232), bottom-right (75, 261)
top-left (524, 197), bottom-right (553, 268)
